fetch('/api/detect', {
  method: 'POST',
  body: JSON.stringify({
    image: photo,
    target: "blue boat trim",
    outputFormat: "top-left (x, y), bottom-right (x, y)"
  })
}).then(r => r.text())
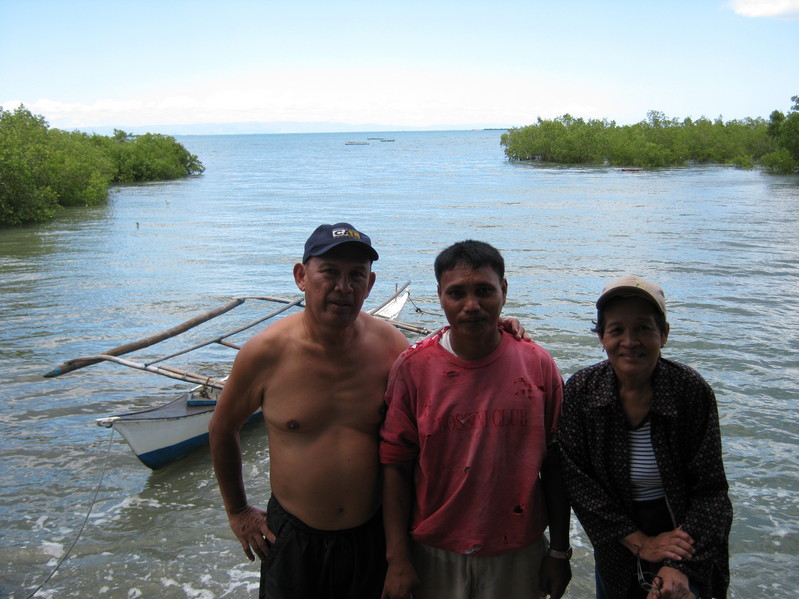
top-left (187, 399), bottom-right (218, 407)
top-left (136, 411), bottom-right (262, 469)
top-left (138, 433), bottom-right (210, 469)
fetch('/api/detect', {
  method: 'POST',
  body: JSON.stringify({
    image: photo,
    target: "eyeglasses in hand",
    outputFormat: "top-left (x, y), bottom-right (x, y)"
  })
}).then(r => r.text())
top-left (636, 553), bottom-right (663, 597)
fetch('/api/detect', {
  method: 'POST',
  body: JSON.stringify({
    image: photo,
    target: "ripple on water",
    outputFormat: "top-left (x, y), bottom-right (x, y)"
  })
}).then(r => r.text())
top-left (2, 133), bottom-right (798, 598)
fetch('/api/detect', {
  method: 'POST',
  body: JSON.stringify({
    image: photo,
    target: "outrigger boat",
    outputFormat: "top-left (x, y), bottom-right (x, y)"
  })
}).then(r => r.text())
top-left (45, 282), bottom-right (431, 470)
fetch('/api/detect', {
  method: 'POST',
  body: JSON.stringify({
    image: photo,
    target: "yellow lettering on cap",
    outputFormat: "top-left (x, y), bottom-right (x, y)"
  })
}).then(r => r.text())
top-left (332, 228), bottom-right (361, 239)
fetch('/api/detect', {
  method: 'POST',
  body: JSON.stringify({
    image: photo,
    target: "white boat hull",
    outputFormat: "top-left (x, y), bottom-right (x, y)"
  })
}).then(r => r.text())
top-left (97, 386), bottom-right (260, 469)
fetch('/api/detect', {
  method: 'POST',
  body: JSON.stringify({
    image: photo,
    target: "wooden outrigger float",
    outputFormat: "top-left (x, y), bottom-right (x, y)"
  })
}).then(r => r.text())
top-left (45, 282), bottom-right (431, 469)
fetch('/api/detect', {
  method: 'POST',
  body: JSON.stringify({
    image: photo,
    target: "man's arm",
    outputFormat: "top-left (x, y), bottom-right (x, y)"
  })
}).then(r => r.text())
top-left (208, 341), bottom-right (274, 562)
top-left (381, 462), bottom-right (419, 599)
top-left (539, 444), bottom-right (572, 599)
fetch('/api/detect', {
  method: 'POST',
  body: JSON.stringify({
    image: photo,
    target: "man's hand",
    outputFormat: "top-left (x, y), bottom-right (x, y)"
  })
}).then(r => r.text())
top-left (381, 559), bottom-right (419, 599)
top-left (498, 317), bottom-right (532, 341)
top-left (539, 555), bottom-right (572, 599)
top-left (227, 504), bottom-right (275, 561)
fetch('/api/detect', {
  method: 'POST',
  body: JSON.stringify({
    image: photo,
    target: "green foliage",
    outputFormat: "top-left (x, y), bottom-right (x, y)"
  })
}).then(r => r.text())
top-left (731, 154), bottom-right (755, 169)
top-left (0, 105), bottom-right (205, 225)
top-left (0, 106), bottom-right (65, 224)
top-left (767, 95), bottom-right (799, 167)
top-left (502, 96), bottom-right (799, 174)
top-left (109, 133), bottom-right (205, 183)
top-left (501, 115), bottom-right (611, 164)
top-left (760, 148), bottom-right (797, 174)
top-left (46, 129), bottom-right (115, 207)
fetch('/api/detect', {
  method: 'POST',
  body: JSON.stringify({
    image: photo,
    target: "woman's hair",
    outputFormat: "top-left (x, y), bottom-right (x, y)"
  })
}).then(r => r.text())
top-left (592, 296), bottom-right (668, 336)
top-left (434, 240), bottom-right (505, 283)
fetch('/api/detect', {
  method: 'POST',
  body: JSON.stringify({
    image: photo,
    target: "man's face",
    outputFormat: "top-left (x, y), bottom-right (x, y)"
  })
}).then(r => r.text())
top-left (437, 263), bottom-right (507, 345)
top-left (295, 245), bottom-right (376, 328)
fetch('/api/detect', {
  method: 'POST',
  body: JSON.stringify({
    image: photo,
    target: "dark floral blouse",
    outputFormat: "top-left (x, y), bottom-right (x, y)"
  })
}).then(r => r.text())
top-left (558, 358), bottom-right (732, 598)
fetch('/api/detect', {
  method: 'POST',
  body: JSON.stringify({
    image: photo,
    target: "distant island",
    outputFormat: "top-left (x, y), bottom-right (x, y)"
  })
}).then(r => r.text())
top-left (1, 105), bottom-right (204, 226)
top-left (501, 95), bottom-right (798, 174)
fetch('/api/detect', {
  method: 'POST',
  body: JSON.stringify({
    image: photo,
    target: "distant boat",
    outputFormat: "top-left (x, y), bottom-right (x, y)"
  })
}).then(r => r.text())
top-left (381, 139), bottom-right (395, 142)
top-left (345, 141), bottom-right (369, 145)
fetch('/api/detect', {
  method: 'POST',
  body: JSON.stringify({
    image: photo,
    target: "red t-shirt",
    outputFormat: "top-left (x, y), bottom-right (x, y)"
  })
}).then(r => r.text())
top-left (380, 329), bottom-right (563, 556)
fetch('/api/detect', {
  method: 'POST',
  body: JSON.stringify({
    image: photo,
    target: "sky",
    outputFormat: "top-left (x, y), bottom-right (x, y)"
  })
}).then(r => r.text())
top-left (1, 0), bottom-right (798, 134)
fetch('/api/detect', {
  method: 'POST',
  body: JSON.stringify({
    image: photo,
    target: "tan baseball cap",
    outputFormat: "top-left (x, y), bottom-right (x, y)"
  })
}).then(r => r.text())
top-left (596, 275), bottom-right (667, 315)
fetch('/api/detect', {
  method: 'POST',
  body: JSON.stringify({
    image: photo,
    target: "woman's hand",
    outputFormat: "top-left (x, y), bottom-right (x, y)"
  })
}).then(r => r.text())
top-left (648, 565), bottom-right (696, 599)
top-left (638, 527), bottom-right (695, 563)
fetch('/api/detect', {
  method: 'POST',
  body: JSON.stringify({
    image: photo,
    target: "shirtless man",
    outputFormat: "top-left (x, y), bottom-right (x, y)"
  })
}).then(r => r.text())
top-left (209, 223), bottom-right (408, 599)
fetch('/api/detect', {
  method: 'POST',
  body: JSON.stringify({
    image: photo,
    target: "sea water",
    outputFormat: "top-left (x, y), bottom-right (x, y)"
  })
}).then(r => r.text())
top-left (1, 130), bottom-right (797, 597)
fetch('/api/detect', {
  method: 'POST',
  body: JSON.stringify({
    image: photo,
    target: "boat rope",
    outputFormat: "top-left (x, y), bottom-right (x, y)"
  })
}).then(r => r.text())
top-left (407, 294), bottom-right (437, 316)
top-left (25, 428), bottom-right (116, 599)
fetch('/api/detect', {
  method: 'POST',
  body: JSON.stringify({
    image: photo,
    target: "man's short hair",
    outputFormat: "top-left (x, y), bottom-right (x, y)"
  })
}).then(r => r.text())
top-left (434, 240), bottom-right (505, 283)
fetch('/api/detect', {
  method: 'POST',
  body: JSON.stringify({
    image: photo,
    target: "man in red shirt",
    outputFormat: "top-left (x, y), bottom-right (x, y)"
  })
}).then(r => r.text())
top-left (380, 239), bottom-right (572, 599)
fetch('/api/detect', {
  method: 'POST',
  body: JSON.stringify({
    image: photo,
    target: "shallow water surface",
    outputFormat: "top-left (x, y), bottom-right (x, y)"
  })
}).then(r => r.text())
top-left (1, 130), bottom-right (797, 598)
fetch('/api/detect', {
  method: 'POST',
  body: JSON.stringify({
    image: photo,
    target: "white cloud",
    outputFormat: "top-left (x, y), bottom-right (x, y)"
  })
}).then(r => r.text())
top-left (730, 0), bottom-right (799, 18)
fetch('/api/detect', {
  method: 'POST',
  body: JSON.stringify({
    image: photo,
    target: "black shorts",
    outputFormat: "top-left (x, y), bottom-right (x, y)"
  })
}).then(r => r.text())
top-left (259, 494), bottom-right (386, 599)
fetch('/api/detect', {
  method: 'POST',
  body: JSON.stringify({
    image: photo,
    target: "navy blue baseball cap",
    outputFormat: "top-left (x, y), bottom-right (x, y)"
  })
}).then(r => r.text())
top-left (303, 223), bottom-right (379, 263)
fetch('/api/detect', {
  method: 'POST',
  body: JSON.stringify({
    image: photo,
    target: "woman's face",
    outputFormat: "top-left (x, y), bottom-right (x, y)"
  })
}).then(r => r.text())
top-left (599, 296), bottom-right (669, 382)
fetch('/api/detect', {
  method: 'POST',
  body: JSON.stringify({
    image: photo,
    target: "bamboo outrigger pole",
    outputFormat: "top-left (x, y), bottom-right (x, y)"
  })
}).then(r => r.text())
top-left (147, 296), bottom-right (305, 365)
top-left (44, 283), bottom-right (428, 379)
top-left (44, 297), bottom-right (247, 378)
top-left (71, 355), bottom-right (229, 389)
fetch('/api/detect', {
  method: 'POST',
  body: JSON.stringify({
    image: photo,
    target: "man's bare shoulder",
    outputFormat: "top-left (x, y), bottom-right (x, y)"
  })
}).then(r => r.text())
top-left (227, 312), bottom-right (303, 374)
top-left (212, 314), bottom-right (307, 426)
top-left (358, 312), bottom-right (410, 354)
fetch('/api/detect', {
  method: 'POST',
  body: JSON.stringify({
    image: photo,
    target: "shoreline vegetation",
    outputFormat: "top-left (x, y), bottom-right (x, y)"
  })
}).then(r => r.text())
top-left (502, 95), bottom-right (799, 174)
top-left (3, 97), bottom-right (797, 226)
top-left (0, 105), bottom-right (204, 226)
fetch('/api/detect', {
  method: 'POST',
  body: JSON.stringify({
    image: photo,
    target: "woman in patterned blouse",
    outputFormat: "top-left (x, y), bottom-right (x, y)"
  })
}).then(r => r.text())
top-left (558, 275), bottom-right (732, 599)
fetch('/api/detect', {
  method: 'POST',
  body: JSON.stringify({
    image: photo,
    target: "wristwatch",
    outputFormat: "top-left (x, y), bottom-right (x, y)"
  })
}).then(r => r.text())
top-left (547, 546), bottom-right (573, 560)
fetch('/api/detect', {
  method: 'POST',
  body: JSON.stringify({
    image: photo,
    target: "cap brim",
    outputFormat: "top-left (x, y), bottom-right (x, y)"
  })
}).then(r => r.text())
top-left (596, 287), bottom-right (664, 314)
top-left (307, 241), bottom-right (378, 262)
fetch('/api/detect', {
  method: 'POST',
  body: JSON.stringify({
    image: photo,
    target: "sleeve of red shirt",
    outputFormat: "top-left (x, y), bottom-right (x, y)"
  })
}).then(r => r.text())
top-left (380, 354), bottom-right (421, 464)
top-left (538, 343), bottom-right (564, 446)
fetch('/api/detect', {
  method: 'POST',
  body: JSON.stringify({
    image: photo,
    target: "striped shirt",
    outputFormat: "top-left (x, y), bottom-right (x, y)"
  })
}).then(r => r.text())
top-left (628, 419), bottom-right (665, 501)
